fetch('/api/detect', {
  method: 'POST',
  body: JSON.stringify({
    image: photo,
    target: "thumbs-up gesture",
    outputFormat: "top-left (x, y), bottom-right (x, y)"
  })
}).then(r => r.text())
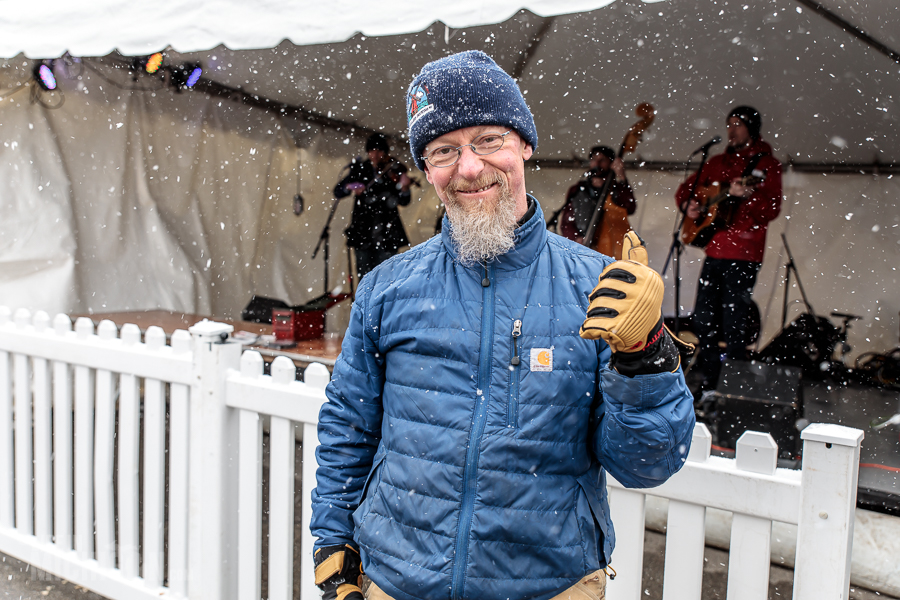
top-left (580, 231), bottom-right (664, 353)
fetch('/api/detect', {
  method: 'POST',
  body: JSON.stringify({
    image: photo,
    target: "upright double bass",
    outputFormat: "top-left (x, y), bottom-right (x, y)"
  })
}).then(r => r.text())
top-left (581, 103), bottom-right (655, 259)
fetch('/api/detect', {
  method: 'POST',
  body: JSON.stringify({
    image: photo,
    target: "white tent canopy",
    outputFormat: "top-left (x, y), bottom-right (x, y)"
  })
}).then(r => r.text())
top-left (1, 0), bottom-right (899, 360)
top-left (0, 2), bottom-right (616, 56)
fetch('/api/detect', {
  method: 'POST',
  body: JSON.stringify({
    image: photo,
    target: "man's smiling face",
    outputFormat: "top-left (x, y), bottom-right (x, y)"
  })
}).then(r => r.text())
top-left (423, 125), bottom-right (533, 222)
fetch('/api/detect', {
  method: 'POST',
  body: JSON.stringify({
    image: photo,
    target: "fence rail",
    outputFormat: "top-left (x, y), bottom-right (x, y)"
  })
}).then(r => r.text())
top-left (0, 308), bottom-right (865, 600)
top-left (606, 424), bottom-right (862, 600)
top-left (0, 307), bottom-right (192, 599)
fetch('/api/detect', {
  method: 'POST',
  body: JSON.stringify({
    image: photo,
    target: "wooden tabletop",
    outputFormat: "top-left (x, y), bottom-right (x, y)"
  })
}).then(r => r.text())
top-left (70, 310), bottom-right (342, 367)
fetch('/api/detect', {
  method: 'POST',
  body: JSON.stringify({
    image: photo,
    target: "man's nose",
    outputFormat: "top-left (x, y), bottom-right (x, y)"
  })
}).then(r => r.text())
top-left (454, 145), bottom-right (484, 178)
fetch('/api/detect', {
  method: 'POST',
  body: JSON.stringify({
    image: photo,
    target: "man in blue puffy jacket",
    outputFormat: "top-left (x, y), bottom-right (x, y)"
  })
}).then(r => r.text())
top-left (311, 51), bottom-right (695, 600)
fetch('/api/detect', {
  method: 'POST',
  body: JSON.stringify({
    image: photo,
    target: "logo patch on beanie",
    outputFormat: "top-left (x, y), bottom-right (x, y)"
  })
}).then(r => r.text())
top-left (408, 83), bottom-right (434, 128)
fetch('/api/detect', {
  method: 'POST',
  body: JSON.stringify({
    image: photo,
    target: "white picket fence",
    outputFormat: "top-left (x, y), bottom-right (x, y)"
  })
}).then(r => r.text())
top-left (0, 308), bottom-right (863, 600)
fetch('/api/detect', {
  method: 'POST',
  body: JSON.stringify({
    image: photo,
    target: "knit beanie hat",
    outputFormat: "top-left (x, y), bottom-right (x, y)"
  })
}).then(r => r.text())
top-left (406, 50), bottom-right (538, 171)
top-left (728, 105), bottom-right (762, 139)
top-left (590, 145), bottom-right (616, 162)
top-left (365, 132), bottom-right (390, 153)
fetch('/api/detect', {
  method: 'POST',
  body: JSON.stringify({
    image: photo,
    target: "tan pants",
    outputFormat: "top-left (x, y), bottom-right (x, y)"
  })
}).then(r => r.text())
top-left (362, 570), bottom-right (606, 600)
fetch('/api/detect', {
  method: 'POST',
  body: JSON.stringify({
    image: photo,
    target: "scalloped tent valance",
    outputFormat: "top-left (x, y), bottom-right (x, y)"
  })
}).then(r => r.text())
top-left (0, 1), bottom-right (616, 58)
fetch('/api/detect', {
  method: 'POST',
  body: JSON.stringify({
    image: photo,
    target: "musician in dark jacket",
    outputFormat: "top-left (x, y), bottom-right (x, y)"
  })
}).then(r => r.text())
top-left (676, 106), bottom-right (782, 392)
top-left (559, 145), bottom-right (636, 244)
top-left (335, 133), bottom-right (412, 280)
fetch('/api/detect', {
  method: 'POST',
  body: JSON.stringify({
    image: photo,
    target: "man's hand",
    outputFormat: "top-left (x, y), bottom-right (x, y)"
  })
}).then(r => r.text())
top-left (580, 231), bottom-right (664, 353)
top-left (729, 178), bottom-right (755, 198)
top-left (685, 199), bottom-right (701, 221)
top-left (610, 157), bottom-right (626, 182)
top-left (346, 182), bottom-right (366, 196)
top-left (314, 544), bottom-right (364, 600)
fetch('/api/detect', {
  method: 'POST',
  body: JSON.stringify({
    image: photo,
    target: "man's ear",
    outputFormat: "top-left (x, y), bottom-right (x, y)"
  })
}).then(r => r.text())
top-left (423, 163), bottom-right (434, 185)
top-left (522, 143), bottom-right (533, 161)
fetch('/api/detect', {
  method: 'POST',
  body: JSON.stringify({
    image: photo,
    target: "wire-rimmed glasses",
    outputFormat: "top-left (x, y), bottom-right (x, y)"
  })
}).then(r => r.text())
top-left (422, 130), bottom-right (512, 168)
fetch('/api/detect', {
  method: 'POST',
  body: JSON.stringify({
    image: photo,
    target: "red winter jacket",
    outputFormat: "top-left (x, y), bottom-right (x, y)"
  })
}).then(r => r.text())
top-left (675, 139), bottom-right (782, 263)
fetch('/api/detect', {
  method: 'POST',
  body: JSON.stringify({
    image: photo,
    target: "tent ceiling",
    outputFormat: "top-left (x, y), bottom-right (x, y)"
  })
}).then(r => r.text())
top-left (3, 0), bottom-right (899, 165)
top-left (815, 0), bottom-right (900, 51)
top-left (169, 0), bottom-right (900, 165)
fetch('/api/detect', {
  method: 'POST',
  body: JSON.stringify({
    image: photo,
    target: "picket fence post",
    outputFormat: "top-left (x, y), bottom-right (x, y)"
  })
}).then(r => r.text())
top-left (660, 423), bottom-right (712, 600)
top-left (727, 431), bottom-right (778, 600)
top-left (187, 320), bottom-right (242, 600)
top-left (0, 306), bottom-right (12, 529)
top-left (793, 424), bottom-right (864, 600)
top-left (13, 309), bottom-right (34, 536)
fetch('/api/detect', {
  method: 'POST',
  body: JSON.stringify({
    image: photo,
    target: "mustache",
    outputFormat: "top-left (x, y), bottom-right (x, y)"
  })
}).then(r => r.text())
top-left (446, 172), bottom-right (504, 195)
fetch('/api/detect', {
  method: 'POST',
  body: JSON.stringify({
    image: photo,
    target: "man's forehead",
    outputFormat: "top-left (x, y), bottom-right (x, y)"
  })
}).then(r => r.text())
top-left (426, 125), bottom-right (511, 149)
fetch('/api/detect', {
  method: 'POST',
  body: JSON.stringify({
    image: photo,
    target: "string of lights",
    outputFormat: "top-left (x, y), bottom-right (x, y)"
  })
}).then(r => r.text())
top-left (89, 52), bottom-right (385, 140)
top-left (81, 58), bottom-right (167, 92)
top-left (17, 51), bottom-right (388, 142)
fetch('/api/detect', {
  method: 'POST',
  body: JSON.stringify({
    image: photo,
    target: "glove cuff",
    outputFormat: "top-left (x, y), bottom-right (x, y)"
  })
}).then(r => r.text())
top-left (337, 583), bottom-right (364, 600)
top-left (315, 544), bottom-right (363, 598)
top-left (611, 319), bottom-right (680, 376)
top-left (664, 324), bottom-right (696, 365)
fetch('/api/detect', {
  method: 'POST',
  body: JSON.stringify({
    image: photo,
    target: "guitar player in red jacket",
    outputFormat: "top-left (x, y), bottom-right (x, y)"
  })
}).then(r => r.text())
top-left (676, 106), bottom-right (782, 394)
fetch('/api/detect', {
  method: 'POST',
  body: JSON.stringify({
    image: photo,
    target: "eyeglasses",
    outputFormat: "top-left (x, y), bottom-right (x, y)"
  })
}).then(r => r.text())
top-left (422, 130), bottom-right (512, 168)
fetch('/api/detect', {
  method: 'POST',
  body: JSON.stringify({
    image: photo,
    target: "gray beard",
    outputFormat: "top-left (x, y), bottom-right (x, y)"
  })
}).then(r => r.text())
top-left (444, 175), bottom-right (519, 266)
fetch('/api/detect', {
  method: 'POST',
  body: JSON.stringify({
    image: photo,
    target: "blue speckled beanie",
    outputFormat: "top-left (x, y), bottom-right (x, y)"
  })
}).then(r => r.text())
top-left (406, 50), bottom-right (538, 171)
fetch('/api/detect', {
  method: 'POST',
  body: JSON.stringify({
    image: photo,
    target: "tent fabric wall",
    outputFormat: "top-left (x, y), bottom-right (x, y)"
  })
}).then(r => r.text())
top-left (0, 99), bottom-right (77, 317)
top-left (0, 69), bottom-right (304, 319)
top-left (0, 65), bottom-right (442, 325)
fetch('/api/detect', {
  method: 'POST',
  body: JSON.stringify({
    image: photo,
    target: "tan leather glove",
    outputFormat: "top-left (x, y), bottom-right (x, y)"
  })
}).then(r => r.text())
top-left (580, 231), bottom-right (664, 353)
top-left (314, 544), bottom-right (364, 600)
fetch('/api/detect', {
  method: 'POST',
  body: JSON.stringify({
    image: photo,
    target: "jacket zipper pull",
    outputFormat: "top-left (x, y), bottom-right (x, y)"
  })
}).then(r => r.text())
top-left (511, 319), bottom-right (522, 366)
top-left (482, 265), bottom-right (490, 287)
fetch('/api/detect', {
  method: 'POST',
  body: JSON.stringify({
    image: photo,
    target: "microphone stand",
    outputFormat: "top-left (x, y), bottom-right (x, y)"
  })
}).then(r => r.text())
top-left (662, 147), bottom-right (714, 335)
top-left (779, 233), bottom-right (815, 328)
top-left (312, 196), bottom-right (354, 297)
top-left (545, 203), bottom-right (566, 233)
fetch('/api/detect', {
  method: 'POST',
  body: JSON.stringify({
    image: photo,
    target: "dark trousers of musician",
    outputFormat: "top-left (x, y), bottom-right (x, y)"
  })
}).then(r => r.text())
top-left (693, 257), bottom-right (761, 389)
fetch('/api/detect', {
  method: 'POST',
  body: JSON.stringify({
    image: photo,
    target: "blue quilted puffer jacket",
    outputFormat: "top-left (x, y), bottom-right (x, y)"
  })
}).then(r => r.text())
top-left (312, 199), bottom-right (694, 600)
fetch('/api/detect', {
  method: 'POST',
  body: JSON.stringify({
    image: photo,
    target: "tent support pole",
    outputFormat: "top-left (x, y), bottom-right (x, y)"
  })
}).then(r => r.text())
top-left (794, 0), bottom-right (900, 64)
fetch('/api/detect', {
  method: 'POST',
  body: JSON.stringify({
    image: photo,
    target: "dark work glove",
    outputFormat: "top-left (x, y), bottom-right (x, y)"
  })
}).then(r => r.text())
top-left (611, 320), bottom-right (695, 377)
top-left (314, 544), bottom-right (364, 600)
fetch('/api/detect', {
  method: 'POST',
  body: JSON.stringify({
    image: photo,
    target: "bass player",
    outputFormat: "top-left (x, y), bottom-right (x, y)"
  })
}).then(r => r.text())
top-left (677, 105), bottom-right (782, 395)
top-left (558, 145), bottom-right (636, 246)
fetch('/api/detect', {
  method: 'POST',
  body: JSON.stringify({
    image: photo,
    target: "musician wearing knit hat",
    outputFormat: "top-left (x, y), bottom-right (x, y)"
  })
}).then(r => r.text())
top-left (678, 105), bottom-right (782, 396)
top-left (311, 50), bottom-right (695, 600)
top-left (727, 105), bottom-right (762, 141)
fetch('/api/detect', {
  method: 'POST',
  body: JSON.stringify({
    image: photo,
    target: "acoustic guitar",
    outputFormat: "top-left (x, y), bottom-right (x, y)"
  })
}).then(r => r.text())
top-left (681, 174), bottom-right (764, 248)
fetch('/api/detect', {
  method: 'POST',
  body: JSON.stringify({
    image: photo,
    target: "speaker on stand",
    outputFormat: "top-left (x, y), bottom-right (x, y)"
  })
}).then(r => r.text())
top-left (711, 360), bottom-right (805, 463)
